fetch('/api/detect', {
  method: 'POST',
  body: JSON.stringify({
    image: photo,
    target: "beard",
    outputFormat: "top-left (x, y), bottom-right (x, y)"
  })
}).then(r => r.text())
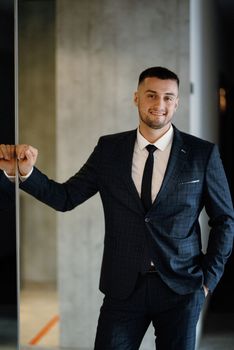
top-left (139, 112), bottom-right (172, 130)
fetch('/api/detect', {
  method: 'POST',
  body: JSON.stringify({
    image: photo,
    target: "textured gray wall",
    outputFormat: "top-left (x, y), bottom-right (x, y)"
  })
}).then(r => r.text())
top-left (19, 1), bottom-right (57, 283)
top-left (56, 0), bottom-right (189, 348)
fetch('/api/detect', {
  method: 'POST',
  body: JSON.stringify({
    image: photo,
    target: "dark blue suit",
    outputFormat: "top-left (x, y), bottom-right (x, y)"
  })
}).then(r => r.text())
top-left (19, 126), bottom-right (234, 349)
top-left (0, 170), bottom-right (15, 211)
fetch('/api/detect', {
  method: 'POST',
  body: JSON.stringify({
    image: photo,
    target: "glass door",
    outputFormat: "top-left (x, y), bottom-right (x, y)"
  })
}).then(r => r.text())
top-left (0, 0), bottom-right (18, 349)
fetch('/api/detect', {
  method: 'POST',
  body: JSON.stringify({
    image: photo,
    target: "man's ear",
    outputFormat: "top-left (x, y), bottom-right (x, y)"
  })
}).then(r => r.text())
top-left (134, 92), bottom-right (138, 106)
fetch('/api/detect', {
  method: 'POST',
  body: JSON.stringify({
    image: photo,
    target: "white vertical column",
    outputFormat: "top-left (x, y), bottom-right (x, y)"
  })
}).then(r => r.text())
top-left (190, 0), bottom-right (218, 142)
top-left (190, 1), bottom-right (219, 347)
top-left (190, 0), bottom-right (219, 254)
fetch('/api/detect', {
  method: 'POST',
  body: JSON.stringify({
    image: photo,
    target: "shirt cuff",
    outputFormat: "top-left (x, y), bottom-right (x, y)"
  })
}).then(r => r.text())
top-left (3, 171), bottom-right (16, 182)
top-left (19, 167), bottom-right (34, 181)
top-left (3, 168), bottom-right (34, 182)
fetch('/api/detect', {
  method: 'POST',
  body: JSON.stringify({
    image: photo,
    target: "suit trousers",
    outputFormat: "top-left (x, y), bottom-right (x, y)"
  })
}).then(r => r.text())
top-left (94, 273), bottom-right (206, 350)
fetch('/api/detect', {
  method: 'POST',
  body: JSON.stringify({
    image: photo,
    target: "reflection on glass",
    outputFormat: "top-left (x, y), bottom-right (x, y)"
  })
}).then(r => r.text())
top-left (0, 0), bottom-right (17, 349)
top-left (18, 0), bottom-right (58, 348)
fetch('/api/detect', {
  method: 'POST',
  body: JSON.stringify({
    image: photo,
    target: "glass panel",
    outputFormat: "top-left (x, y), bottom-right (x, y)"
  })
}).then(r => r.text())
top-left (0, 0), bottom-right (18, 349)
top-left (18, 1), bottom-right (57, 348)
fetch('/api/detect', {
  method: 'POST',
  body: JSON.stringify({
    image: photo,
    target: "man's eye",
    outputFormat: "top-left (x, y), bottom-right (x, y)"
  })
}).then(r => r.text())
top-left (165, 96), bottom-right (174, 102)
top-left (147, 94), bottom-right (155, 99)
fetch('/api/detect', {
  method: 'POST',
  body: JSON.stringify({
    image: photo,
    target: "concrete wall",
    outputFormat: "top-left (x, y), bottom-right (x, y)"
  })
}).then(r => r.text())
top-left (56, 0), bottom-right (190, 348)
top-left (19, 1), bottom-right (56, 283)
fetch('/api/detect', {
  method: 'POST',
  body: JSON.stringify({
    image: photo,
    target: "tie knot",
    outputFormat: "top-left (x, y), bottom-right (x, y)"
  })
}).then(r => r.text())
top-left (146, 144), bottom-right (157, 154)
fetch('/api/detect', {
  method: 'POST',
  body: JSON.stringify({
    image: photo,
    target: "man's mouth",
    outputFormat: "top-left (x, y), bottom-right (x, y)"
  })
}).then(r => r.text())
top-left (149, 110), bottom-right (166, 116)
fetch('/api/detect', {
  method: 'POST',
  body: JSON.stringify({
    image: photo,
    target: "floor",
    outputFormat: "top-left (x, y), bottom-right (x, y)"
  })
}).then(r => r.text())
top-left (19, 282), bottom-right (234, 350)
top-left (20, 282), bottom-right (59, 348)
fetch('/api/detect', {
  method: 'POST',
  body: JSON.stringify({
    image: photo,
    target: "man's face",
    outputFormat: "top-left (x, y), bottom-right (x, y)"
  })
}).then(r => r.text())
top-left (134, 77), bottom-right (179, 131)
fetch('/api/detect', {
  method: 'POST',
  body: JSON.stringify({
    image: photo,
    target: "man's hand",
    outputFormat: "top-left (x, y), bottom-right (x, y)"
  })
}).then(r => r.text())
top-left (0, 144), bottom-right (16, 175)
top-left (203, 285), bottom-right (209, 297)
top-left (16, 144), bottom-right (38, 176)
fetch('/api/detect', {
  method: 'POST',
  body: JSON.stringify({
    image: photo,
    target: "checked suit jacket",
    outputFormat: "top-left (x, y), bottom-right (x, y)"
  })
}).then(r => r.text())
top-left (20, 125), bottom-right (234, 299)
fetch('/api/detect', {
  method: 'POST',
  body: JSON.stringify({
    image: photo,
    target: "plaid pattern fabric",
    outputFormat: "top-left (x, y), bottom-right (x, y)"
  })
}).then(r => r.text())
top-left (20, 126), bottom-right (234, 299)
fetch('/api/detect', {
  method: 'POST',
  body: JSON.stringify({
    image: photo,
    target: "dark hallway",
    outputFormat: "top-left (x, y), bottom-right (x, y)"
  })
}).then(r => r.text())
top-left (199, 1), bottom-right (234, 348)
top-left (208, 0), bottom-right (234, 314)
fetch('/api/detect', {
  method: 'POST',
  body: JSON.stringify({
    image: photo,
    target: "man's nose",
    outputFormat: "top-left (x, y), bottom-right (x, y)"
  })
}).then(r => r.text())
top-left (153, 97), bottom-right (164, 109)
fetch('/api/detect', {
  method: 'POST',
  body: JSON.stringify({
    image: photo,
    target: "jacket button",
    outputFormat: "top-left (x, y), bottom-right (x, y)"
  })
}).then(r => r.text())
top-left (145, 218), bottom-right (150, 223)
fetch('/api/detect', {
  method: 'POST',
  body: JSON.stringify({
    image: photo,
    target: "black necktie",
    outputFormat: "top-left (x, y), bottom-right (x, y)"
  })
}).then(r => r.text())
top-left (141, 145), bottom-right (157, 212)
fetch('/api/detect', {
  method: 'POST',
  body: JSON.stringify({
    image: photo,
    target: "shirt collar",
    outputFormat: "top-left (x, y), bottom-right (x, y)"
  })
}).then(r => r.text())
top-left (137, 124), bottom-right (174, 151)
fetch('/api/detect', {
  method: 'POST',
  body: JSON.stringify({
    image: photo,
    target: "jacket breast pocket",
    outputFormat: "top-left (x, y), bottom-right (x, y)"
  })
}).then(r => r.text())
top-left (178, 179), bottom-right (202, 194)
top-left (167, 180), bottom-right (203, 210)
top-left (173, 179), bottom-right (203, 208)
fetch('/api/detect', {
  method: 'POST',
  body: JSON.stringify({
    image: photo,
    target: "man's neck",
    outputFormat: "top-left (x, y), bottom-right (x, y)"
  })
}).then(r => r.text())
top-left (139, 123), bottom-right (172, 143)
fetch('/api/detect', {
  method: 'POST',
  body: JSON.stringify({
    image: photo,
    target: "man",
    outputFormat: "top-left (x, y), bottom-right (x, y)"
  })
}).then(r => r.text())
top-left (0, 144), bottom-right (15, 209)
top-left (1, 67), bottom-right (234, 350)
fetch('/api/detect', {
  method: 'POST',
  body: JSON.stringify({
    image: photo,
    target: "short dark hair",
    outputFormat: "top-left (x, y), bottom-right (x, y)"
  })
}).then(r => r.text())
top-left (138, 66), bottom-right (179, 87)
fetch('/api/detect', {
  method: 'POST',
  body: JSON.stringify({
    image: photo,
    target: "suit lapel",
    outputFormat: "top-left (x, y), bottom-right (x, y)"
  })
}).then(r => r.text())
top-left (116, 129), bottom-right (145, 214)
top-left (152, 126), bottom-right (190, 207)
top-left (114, 127), bottom-right (190, 213)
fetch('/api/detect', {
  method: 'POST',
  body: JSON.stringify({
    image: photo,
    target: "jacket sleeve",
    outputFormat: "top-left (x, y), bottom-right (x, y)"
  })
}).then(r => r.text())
top-left (203, 144), bottom-right (234, 292)
top-left (19, 139), bottom-right (102, 212)
top-left (0, 170), bottom-right (15, 211)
